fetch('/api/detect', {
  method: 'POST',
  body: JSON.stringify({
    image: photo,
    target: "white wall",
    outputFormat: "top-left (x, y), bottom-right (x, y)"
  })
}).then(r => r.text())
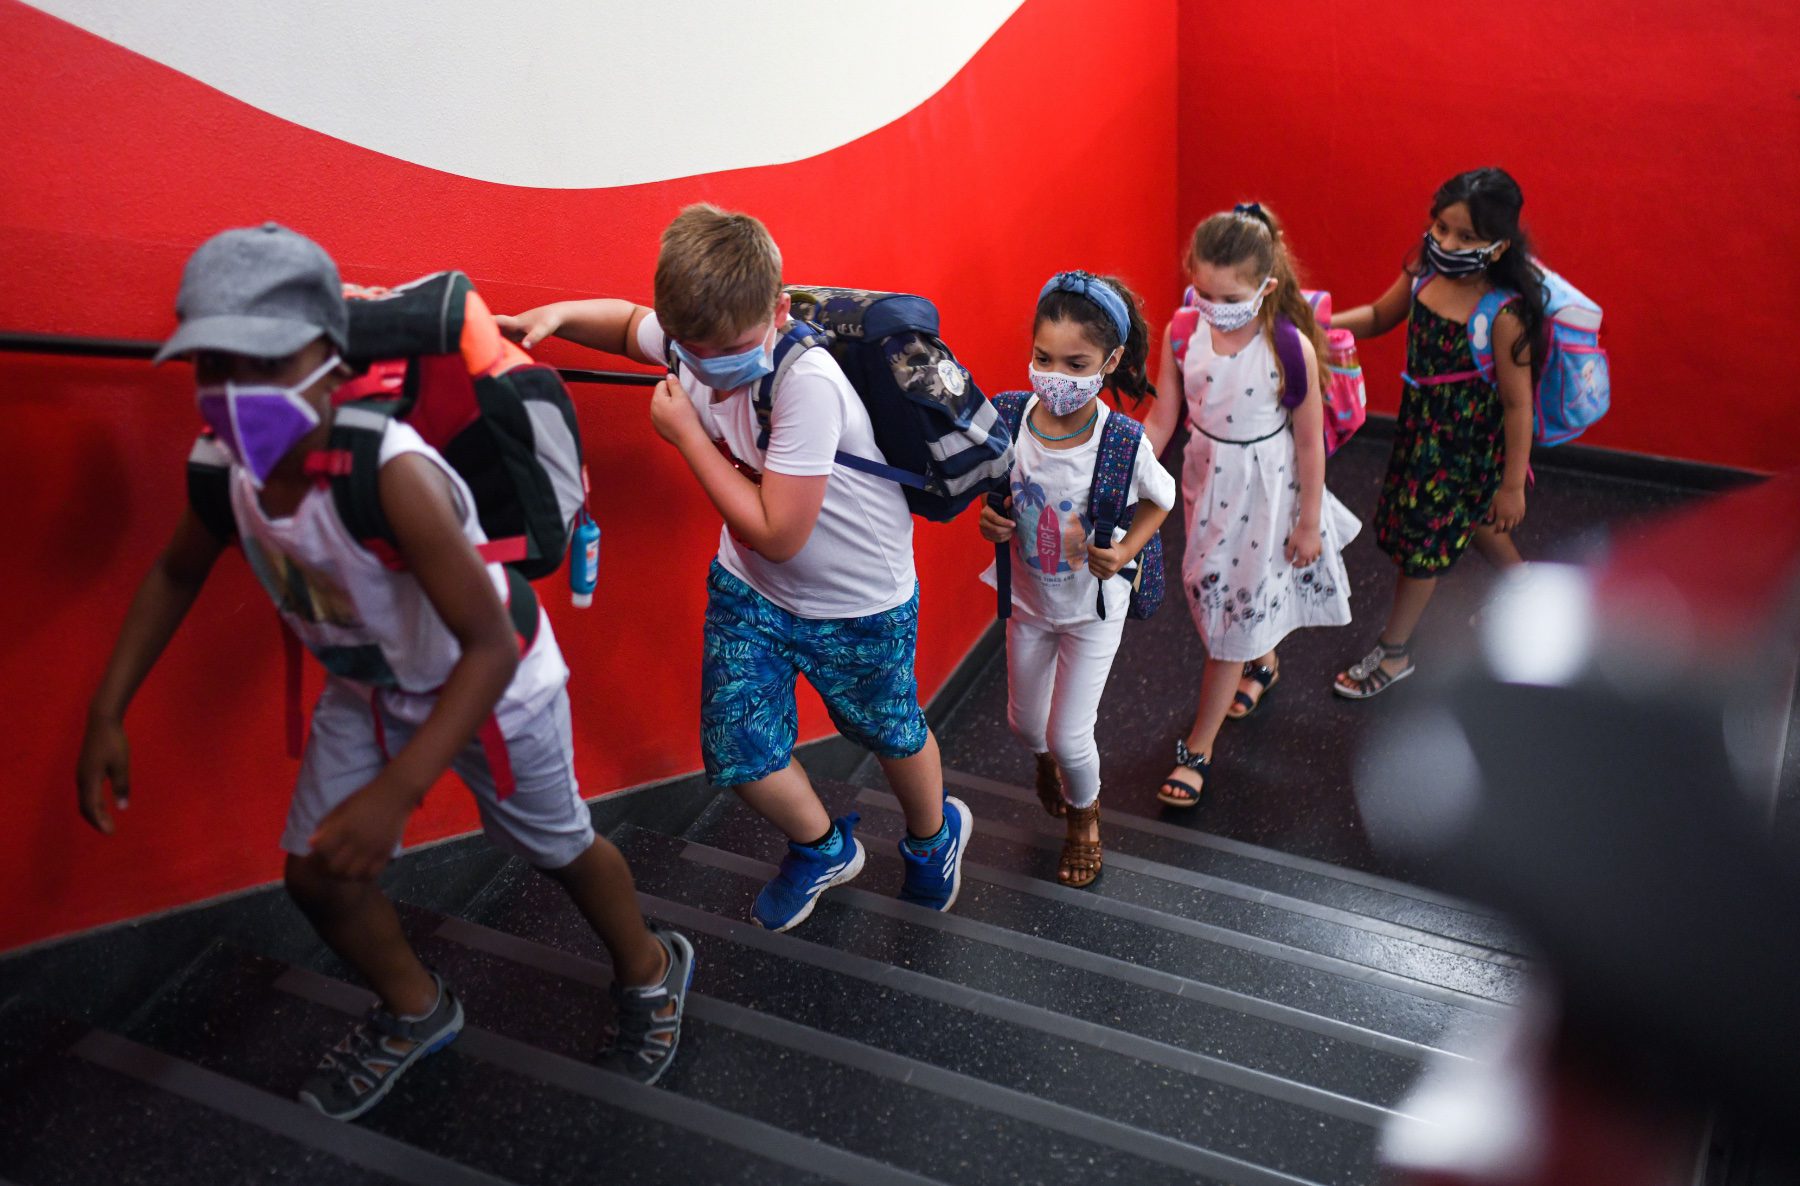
top-left (27, 0), bottom-right (1023, 187)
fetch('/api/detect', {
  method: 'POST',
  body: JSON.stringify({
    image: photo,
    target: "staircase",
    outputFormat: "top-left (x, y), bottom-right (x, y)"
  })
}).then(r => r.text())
top-left (0, 761), bottom-right (1525, 1186)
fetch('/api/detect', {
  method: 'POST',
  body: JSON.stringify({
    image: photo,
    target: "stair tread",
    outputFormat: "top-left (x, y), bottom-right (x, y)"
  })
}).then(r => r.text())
top-left (123, 945), bottom-right (868, 1186)
top-left (840, 795), bottom-right (1522, 1001)
top-left (401, 904), bottom-right (1253, 1186)
top-left (677, 799), bottom-right (1499, 1044)
top-left (0, 1002), bottom-right (410, 1186)
top-left (917, 770), bottom-right (1526, 956)
top-left (475, 840), bottom-right (1387, 1185)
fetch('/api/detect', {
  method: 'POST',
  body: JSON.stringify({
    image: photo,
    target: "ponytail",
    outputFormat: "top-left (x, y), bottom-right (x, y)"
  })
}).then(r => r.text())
top-left (1191, 202), bottom-right (1329, 395)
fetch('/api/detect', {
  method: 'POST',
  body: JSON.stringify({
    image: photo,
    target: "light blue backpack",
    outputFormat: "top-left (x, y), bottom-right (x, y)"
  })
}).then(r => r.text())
top-left (1410, 264), bottom-right (1610, 446)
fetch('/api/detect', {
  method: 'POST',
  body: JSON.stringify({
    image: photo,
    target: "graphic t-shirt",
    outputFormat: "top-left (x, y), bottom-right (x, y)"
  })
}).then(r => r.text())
top-left (981, 398), bottom-right (1176, 626)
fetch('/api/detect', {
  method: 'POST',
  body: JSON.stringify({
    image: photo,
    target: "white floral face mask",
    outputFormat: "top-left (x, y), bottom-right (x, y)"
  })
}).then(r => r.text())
top-left (1193, 274), bottom-right (1274, 333)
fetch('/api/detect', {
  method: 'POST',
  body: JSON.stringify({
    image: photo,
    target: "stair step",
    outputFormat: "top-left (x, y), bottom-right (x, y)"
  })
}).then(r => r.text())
top-left (124, 944), bottom-right (883, 1186)
top-left (403, 903), bottom-right (1265, 1186)
top-left (0, 1001), bottom-right (430, 1186)
top-left (681, 795), bottom-right (1503, 1043)
top-left (474, 840), bottom-right (1387, 1186)
top-left (840, 792), bottom-right (1521, 1002)
top-left (934, 769), bottom-right (1525, 956)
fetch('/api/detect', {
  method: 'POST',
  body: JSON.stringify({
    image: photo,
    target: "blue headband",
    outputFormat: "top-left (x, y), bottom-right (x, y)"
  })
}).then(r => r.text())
top-left (1039, 270), bottom-right (1132, 347)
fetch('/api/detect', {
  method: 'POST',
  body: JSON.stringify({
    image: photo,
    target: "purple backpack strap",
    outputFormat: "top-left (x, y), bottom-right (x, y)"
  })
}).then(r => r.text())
top-left (989, 391), bottom-right (1029, 620)
top-left (1272, 315), bottom-right (1308, 409)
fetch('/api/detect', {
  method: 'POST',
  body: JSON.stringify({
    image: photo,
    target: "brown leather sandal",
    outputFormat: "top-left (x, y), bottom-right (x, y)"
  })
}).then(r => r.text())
top-left (1057, 803), bottom-right (1103, 888)
top-left (1034, 752), bottom-right (1068, 818)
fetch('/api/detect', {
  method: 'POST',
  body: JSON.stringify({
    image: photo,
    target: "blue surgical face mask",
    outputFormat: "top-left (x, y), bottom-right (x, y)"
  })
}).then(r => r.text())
top-left (672, 323), bottom-right (776, 392)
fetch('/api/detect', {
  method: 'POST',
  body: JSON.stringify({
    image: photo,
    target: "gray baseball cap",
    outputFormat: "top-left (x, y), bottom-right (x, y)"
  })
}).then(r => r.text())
top-left (154, 222), bottom-right (349, 363)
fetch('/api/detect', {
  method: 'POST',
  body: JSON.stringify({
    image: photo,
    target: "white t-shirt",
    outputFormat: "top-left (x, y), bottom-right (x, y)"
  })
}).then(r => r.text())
top-left (981, 398), bottom-right (1176, 626)
top-left (637, 312), bottom-right (915, 619)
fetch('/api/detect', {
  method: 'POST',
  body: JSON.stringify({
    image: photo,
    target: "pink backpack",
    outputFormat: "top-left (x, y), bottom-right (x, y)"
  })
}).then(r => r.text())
top-left (1172, 287), bottom-right (1365, 455)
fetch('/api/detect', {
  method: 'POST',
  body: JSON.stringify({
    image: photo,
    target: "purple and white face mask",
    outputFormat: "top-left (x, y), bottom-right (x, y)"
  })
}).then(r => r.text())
top-left (195, 354), bottom-right (338, 487)
top-left (1028, 365), bottom-right (1106, 416)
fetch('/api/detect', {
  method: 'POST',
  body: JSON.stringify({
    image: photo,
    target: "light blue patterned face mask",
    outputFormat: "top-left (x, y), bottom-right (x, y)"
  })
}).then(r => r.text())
top-left (672, 324), bottom-right (776, 391)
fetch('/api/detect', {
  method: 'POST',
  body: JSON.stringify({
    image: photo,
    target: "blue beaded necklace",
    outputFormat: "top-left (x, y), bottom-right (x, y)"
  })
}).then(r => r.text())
top-left (1027, 406), bottom-right (1098, 442)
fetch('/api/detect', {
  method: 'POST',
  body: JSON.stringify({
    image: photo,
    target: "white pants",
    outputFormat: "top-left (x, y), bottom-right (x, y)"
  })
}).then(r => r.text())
top-left (1005, 611), bottom-right (1128, 809)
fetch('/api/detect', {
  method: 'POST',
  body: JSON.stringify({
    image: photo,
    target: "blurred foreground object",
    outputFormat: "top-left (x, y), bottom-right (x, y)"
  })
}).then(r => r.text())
top-left (1360, 471), bottom-right (1800, 1186)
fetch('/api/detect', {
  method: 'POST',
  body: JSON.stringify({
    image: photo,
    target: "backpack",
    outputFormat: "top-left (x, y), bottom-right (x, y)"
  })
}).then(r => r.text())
top-left (324, 270), bottom-right (588, 582)
top-left (696, 286), bottom-right (1012, 522)
top-left (988, 391), bottom-right (1164, 622)
top-left (1320, 329), bottom-right (1368, 455)
top-left (1172, 286), bottom-right (1364, 455)
top-left (1407, 265), bottom-right (1610, 446)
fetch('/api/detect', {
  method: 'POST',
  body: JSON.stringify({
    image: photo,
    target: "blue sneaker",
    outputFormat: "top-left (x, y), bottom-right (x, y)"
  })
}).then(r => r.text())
top-left (897, 796), bottom-right (973, 911)
top-left (752, 814), bottom-right (865, 933)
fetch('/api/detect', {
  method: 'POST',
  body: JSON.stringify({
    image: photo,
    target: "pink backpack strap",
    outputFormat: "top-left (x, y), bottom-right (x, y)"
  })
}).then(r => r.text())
top-left (1169, 307), bottom-right (1202, 380)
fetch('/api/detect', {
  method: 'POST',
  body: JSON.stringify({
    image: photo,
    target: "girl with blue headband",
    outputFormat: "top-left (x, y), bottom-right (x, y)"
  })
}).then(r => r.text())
top-left (1141, 204), bottom-right (1360, 808)
top-left (978, 271), bottom-right (1176, 886)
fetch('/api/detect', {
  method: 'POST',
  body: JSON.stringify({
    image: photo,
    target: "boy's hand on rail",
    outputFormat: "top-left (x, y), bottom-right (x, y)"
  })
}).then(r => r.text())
top-left (495, 307), bottom-right (563, 351)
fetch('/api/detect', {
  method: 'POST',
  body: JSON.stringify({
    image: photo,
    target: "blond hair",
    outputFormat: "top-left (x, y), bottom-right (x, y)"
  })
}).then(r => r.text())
top-left (1187, 203), bottom-right (1328, 395)
top-left (653, 203), bottom-right (784, 344)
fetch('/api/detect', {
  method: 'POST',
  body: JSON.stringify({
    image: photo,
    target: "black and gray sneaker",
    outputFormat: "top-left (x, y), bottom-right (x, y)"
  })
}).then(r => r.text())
top-left (599, 926), bottom-right (694, 1086)
top-left (298, 973), bottom-right (464, 1121)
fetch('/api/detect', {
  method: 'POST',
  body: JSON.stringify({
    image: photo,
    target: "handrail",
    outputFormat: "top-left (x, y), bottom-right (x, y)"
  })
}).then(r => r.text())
top-left (0, 330), bottom-right (662, 387)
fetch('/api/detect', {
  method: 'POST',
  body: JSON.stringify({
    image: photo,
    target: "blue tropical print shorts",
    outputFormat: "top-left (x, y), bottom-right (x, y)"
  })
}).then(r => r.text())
top-left (701, 561), bottom-right (929, 787)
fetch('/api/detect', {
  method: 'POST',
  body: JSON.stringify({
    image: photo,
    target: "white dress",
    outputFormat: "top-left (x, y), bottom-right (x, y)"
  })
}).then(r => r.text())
top-left (1180, 324), bottom-right (1360, 661)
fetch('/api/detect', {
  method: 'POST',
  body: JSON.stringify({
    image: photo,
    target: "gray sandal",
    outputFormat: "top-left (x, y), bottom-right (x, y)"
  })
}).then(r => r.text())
top-left (600, 926), bottom-right (695, 1086)
top-left (1334, 640), bottom-right (1414, 699)
top-left (298, 972), bottom-right (464, 1121)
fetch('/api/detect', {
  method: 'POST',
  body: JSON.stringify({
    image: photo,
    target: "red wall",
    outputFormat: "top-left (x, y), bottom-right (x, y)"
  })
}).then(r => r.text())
top-left (1177, 0), bottom-right (1800, 474)
top-left (0, 0), bottom-right (1178, 950)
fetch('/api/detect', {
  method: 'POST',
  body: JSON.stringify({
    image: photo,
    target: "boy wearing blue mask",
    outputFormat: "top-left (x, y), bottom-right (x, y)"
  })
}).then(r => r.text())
top-left (500, 204), bottom-right (970, 933)
top-left (75, 223), bottom-right (692, 1119)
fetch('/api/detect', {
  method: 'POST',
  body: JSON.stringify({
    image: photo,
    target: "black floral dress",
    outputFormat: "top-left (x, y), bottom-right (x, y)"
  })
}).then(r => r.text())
top-left (1373, 295), bottom-right (1506, 577)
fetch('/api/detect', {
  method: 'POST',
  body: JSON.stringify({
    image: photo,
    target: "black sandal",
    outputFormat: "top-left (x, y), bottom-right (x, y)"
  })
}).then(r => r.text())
top-left (1227, 660), bottom-right (1280, 720)
top-left (1333, 639), bottom-right (1414, 700)
top-left (1157, 739), bottom-right (1209, 809)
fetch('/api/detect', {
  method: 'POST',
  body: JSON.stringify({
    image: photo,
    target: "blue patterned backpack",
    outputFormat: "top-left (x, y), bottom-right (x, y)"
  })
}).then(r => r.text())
top-left (988, 391), bottom-right (1164, 621)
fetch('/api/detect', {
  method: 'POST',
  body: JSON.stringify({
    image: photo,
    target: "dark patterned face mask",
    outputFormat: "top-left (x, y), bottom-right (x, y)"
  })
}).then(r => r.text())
top-left (1421, 231), bottom-right (1504, 277)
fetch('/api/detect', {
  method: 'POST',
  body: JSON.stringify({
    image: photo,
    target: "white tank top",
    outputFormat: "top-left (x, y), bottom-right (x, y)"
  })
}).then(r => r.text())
top-left (226, 420), bottom-right (567, 731)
